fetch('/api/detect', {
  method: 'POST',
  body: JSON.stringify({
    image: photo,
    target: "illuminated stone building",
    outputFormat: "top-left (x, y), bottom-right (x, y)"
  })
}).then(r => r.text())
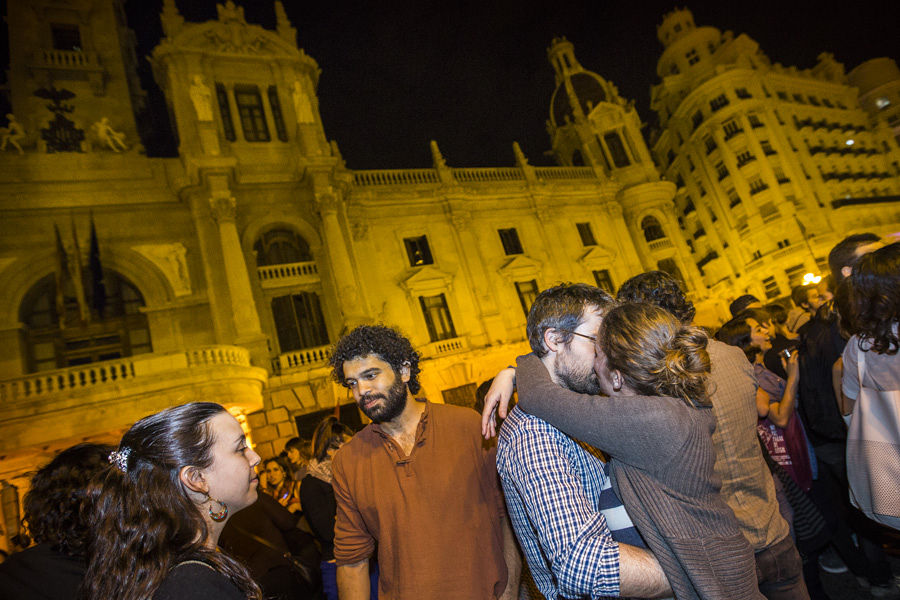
top-left (1, 1), bottom-right (898, 547)
top-left (650, 8), bottom-right (900, 302)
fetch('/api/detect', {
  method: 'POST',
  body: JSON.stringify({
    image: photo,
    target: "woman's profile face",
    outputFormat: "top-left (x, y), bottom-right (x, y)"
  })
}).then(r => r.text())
top-left (264, 460), bottom-right (286, 487)
top-left (746, 318), bottom-right (772, 352)
top-left (202, 412), bottom-right (261, 516)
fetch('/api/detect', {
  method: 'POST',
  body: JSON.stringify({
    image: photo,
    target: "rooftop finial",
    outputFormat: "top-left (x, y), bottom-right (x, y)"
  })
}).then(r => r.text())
top-left (274, 2), bottom-right (297, 45)
top-left (160, 0), bottom-right (184, 38)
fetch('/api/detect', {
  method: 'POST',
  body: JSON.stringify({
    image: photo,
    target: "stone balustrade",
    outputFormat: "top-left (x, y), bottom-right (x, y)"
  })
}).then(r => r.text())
top-left (420, 336), bottom-right (468, 358)
top-left (257, 261), bottom-right (319, 289)
top-left (534, 166), bottom-right (597, 180)
top-left (353, 169), bottom-right (439, 186)
top-left (452, 167), bottom-right (524, 182)
top-left (34, 49), bottom-right (101, 69)
top-left (277, 344), bottom-right (331, 372)
top-left (648, 238), bottom-right (675, 252)
top-left (0, 345), bottom-right (251, 404)
top-left (352, 166), bottom-right (600, 187)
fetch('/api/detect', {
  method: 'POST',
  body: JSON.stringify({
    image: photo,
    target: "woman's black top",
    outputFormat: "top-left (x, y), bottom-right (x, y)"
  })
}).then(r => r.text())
top-left (153, 561), bottom-right (245, 600)
top-left (299, 475), bottom-right (337, 561)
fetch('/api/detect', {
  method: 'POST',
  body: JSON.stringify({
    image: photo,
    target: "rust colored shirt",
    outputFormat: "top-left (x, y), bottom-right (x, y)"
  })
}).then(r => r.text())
top-left (332, 400), bottom-right (508, 599)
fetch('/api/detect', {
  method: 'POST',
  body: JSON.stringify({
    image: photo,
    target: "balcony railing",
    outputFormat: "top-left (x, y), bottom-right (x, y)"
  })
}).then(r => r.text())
top-left (648, 238), bottom-right (675, 252)
top-left (420, 336), bottom-right (468, 358)
top-left (353, 169), bottom-right (439, 186)
top-left (257, 261), bottom-right (319, 289)
top-left (32, 49), bottom-right (102, 70)
top-left (0, 345), bottom-right (251, 404)
top-left (276, 344), bottom-right (331, 372)
top-left (534, 166), bottom-right (597, 181)
top-left (452, 167), bottom-right (524, 183)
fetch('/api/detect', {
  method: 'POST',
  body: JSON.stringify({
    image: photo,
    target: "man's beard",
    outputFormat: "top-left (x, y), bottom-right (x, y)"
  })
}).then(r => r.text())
top-left (557, 353), bottom-right (601, 395)
top-left (359, 375), bottom-right (408, 423)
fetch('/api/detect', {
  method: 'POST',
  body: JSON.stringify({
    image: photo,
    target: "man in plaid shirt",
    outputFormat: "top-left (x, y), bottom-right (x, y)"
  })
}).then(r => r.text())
top-left (488, 283), bottom-right (670, 599)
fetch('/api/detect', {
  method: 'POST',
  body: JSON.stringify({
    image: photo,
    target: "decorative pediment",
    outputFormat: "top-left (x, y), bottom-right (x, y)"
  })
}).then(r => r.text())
top-left (157, 2), bottom-right (309, 62)
top-left (577, 244), bottom-right (617, 267)
top-left (497, 255), bottom-right (543, 282)
top-left (399, 265), bottom-right (454, 296)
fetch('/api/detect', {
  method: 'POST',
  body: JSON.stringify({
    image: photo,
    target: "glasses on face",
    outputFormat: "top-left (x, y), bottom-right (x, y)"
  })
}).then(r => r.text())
top-left (557, 328), bottom-right (597, 343)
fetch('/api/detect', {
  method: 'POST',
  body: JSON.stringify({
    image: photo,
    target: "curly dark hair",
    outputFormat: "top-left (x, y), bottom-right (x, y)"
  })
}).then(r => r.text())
top-left (729, 294), bottom-right (761, 317)
top-left (23, 443), bottom-right (112, 557)
top-left (329, 325), bottom-right (422, 394)
top-left (616, 271), bottom-right (696, 325)
top-left (850, 242), bottom-right (900, 354)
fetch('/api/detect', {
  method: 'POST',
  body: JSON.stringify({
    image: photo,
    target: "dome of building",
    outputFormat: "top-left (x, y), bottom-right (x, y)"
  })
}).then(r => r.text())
top-left (551, 71), bottom-right (608, 126)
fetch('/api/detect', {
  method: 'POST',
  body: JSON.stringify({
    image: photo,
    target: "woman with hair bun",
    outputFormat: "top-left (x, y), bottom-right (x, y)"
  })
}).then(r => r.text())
top-left (80, 402), bottom-right (262, 600)
top-left (513, 302), bottom-right (762, 600)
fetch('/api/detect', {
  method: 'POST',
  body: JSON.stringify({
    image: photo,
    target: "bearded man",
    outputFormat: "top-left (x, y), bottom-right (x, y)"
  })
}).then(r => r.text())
top-left (328, 325), bottom-right (520, 600)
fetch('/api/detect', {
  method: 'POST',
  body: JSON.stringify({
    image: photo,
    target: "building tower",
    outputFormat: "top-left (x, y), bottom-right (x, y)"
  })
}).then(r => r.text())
top-left (5, 0), bottom-right (146, 152)
top-left (848, 58), bottom-right (900, 142)
top-left (650, 8), bottom-right (900, 303)
top-left (547, 37), bottom-right (700, 294)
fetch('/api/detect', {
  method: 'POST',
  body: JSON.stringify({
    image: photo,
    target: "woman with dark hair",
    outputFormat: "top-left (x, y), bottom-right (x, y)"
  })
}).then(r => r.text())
top-left (262, 456), bottom-right (302, 513)
top-left (80, 402), bottom-right (262, 600)
top-left (299, 416), bottom-right (372, 600)
top-left (841, 242), bottom-right (900, 530)
top-left (509, 303), bottom-right (763, 599)
top-left (716, 308), bottom-right (815, 492)
top-left (0, 443), bottom-right (112, 600)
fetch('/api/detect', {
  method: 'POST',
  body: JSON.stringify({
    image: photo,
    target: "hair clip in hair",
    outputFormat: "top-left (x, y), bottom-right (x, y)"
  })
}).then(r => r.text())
top-left (108, 447), bottom-right (132, 473)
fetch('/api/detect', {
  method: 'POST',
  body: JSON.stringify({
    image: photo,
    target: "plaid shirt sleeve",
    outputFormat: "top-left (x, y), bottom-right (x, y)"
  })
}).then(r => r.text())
top-left (498, 415), bottom-right (621, 598)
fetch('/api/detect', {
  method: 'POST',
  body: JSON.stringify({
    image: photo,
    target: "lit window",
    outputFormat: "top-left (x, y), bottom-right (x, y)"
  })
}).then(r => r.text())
top-left (846, 139), bottom-right (855, 146)
top-left (875, 97), bottom-right (890, 109)
top-left (404, 235), bottom-right (433, 266)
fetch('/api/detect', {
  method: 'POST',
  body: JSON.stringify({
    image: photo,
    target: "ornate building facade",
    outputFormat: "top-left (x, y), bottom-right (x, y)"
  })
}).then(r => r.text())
top-left (650, 9), bottom-right (900, 303)
top-left (1, 1), bottom-right (898, 548)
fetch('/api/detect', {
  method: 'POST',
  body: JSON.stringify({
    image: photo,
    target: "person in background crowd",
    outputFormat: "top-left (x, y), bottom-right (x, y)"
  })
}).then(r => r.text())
top-left (616, 271), bottom-right (807, 600)
top-left (0, 443), bottom-right (112, 600)
top-left (284, 437), bottom-right (309, 482)
top-left (840, 242), bottom-right (900, 531)
top-left (796, 233), bottom-right (897, 598)
top-left (717, 308), bottom-right (814, 492)
top-left (80, 402), bottom-right (262, 600)
top-left (511, 302), bottom-right (764, 599)
top-left (788, 285), bottom-right (821, 334)
top-left (765, 302), bottom-right (800, 379)
top-left (300, 416), bottom-right (375, 600)
top-left (329, 324), bottom-right (519, 600)
top-left (731, 294), bottom-right (763, 317)
top-left (220, 490), bottom-right (320, 600)
top-left (263, 456), bottom-right (302, 513)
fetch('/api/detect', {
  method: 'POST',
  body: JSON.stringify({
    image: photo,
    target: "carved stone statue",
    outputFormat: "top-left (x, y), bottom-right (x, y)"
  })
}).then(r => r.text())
top-left (189, 75), bottom-right (214, 122)
top-left (92, 117), bottom-right (127, 152)
top-left (1, 114), bottom-right (25, 154)
top-left (292, 80), bottom-right (315, 124)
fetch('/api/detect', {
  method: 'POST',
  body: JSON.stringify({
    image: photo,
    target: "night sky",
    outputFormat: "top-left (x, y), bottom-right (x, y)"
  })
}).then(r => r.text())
top-left (6, 1), bottom-right (899, 168)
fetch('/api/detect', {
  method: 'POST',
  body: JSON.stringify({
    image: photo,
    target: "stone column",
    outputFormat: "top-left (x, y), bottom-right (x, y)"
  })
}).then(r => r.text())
top-left (208, 190), bottom-right (268, 367)
top-left (317, 193), bottom-right (366, 328)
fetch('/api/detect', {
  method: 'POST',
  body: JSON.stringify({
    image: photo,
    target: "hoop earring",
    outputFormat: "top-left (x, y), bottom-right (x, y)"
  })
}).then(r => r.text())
top-left (207, 495), bottom-right (228, 522)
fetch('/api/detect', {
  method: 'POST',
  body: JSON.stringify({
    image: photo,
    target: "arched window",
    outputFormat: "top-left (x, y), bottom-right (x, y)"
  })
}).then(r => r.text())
top-left (19, 272), bottom-right (151, 372)
top-left (253, 228), bottom-right (312, 266)
top-left (641, 216), bottom-right (666, 242)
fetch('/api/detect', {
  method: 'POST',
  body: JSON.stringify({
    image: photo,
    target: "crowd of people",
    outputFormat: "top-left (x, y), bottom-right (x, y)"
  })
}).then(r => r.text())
top-left (0, 231), bottom-right (897, 600)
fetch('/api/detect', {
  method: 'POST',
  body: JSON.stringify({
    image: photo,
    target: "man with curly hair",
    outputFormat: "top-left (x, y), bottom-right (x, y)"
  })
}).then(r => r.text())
top-left (328, 324), bottom-right (519, 600)
top-left (0, 443), bottom-right (112, 599)
top-left (618, 271), bottom-right (808, 599)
